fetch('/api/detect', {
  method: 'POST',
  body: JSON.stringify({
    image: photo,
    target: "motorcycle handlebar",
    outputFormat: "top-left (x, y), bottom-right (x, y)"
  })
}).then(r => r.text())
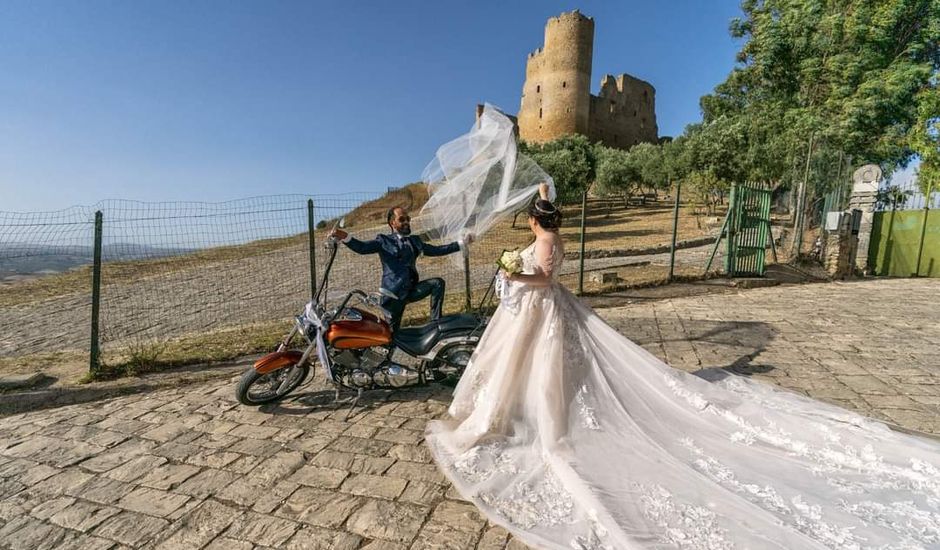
top-left (332, 289), bottom-right (392, 325)
top-left (335, 289), bottom-right (372, 313)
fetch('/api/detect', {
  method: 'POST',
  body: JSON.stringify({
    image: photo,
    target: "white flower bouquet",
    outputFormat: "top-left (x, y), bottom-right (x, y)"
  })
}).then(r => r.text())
top-left (497, 249), bottom-right (523, 276)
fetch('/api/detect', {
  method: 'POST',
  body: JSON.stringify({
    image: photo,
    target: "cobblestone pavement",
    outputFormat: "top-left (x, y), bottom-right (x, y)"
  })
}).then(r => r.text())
top-left (1, 278), bottom-right (938, 549)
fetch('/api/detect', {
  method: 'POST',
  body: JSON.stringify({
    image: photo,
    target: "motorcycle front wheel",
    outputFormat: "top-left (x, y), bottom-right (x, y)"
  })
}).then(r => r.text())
top-left (235, 363), bottom-right (310, 406)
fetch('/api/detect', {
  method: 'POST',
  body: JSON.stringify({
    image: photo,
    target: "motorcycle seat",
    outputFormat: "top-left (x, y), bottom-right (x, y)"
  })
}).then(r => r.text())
top-left (394, 325), bottom-right (441, 356)
top-left (393, 314), bottom-right (481, 357)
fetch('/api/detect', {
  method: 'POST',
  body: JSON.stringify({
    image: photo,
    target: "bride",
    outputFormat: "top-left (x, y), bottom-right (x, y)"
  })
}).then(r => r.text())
top-left (421, 107), bottom-right (940, 550)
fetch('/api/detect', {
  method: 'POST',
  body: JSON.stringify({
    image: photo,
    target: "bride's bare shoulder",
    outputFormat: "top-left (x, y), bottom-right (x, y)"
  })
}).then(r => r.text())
top-left (536, 233), bottom-right (564, 252)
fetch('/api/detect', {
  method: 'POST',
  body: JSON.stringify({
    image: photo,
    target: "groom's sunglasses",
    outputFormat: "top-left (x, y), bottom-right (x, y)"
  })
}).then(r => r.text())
top-left (397, 216), bottom-right (411, 223)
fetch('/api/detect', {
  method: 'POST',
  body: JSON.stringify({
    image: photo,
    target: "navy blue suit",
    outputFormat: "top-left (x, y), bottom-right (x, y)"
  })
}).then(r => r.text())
top-left (343, 232), bottom-right (461, 331)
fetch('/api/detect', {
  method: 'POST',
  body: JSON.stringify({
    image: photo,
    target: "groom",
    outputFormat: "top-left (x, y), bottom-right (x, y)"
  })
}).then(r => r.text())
top-left (330, 207), bottom-right (470, 332)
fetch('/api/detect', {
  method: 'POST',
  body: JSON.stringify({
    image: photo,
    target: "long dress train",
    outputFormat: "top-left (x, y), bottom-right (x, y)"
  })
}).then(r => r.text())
top-left (425, 239), bottom-right (940, 550)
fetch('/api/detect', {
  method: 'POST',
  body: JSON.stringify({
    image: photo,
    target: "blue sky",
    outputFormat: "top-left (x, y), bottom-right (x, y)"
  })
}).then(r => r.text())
top-left (0, 1), bottom-right (746, 212)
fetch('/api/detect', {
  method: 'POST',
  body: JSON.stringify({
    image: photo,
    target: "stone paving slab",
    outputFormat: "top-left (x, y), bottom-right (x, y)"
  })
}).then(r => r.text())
top-left (0, 278), bottom-right (938, 549)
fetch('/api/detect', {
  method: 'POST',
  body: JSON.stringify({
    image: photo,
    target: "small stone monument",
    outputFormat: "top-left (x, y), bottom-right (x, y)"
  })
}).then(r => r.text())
top-left (848, 164), bottom-right (882, 274)
top-left (589, 271), bottom-right (619, 284)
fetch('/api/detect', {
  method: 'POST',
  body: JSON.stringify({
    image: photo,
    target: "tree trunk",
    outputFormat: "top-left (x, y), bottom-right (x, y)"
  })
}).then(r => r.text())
top-left (791, 133), bottom-right (816, 257)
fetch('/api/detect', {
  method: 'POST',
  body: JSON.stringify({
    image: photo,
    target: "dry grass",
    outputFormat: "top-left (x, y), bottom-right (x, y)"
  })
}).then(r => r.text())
top-left (559, 263), bottom-right (714, 295)
top-left (0, 184), bottom-right (431, 309)
top-left (1, 263), bottom-right (716, 386)
top-left (1, 191), bottom-right (724, 385)
top-left (418, 199), bottom-right (723, 274)
top-left (0, 191), bottom-right (715, 308)
top-left (0, 235), bottom-right (308, 307)
top-left (321, 183), bottom-right (430, 228)
top-left (0, 320), bottom-right (292, 383)
top-left (0, 350), bottom-right (87, 384)
top-left (89, 319), bottom-right (293, 381)
top-left (557, 200), bottom-right (723, 252)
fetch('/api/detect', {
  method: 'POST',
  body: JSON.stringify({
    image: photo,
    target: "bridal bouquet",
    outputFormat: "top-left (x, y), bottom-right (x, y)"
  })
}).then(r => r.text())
top-left (496, 249), bottom-right (522, 276)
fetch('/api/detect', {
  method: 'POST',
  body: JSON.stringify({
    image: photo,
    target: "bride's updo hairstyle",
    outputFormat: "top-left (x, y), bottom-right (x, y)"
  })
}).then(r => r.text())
top-left (528, 198), bottom-right (562, 232)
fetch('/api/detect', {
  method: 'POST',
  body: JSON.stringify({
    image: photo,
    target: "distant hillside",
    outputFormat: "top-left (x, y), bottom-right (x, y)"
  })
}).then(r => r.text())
top-left (0, 243), bottom-right (195, 278)
top-left (0, 185), bottom-right (429, 283)
top-left (322, 183), bottom-right (429, 229)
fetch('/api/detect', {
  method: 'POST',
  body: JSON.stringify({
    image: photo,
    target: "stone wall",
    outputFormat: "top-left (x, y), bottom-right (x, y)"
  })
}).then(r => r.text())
top-left (588, 74), bottom-right (658, 148)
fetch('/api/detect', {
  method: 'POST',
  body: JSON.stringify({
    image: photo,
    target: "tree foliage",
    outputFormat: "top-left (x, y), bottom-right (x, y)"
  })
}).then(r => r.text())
top-left (519, 134), bottom-right (596, 204)
top-left (910, 84), bottom-right (940, 198)
top-left (593, 145), bottom-right (639, 198)
top-left (699, 0), bottom-right (939, 190)
top-left (518, 1), bottom-right (938, 216)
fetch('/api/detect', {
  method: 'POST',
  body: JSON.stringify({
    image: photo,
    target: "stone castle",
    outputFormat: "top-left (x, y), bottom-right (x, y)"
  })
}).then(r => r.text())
top-left (514, 10), bottom-right (658, 149)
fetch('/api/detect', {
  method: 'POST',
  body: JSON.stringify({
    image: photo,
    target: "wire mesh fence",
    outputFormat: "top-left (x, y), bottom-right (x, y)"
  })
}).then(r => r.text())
top-left (94, 197), bottom-right (318, 367)
top-left (0, 207), bottom-right (97, 360)
top-left (873, 177), bottom-right (939, 212)
top-left (1, 186), bottom-right (782, 376)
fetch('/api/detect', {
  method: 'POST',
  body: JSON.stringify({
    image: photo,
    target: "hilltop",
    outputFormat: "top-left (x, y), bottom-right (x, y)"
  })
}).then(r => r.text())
top-left (321, 183), bottom-right (429, 229)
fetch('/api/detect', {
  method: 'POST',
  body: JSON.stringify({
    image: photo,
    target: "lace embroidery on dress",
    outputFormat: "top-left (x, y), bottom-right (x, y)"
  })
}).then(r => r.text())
top-left (479, 463), bottom-right (576, 529)
top-left (570, 508), bottom-right (614, 550)
top-left (635, 482), bottom-right (735, 550)
top-left (575, 384), bottom-right (600, 430)
top-left (680, 438), bottom-right (872, 549)
top-left (664, 372), bottom-right (940, 502)
top-left (501, 243), bottom-right (556, 317)
top-left (470, 370), bottom-right (489, 410)
top-left (839, 500), bottom-right (940, 547)
top-left (450, 440), bottom-right (519, 484)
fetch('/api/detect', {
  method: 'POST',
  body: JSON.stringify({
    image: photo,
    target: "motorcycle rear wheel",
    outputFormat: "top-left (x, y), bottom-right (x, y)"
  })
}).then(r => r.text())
top-left (431, 342), bottom-right (476, 385)
top-left (236, 363), bottom-right (309, 406)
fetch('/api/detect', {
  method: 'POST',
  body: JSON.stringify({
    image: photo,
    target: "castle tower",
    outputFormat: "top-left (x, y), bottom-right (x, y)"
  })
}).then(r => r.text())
top-left (517, 10), bottom-right (594, 143)
top-left (512, 11), bottom-right (659, 149)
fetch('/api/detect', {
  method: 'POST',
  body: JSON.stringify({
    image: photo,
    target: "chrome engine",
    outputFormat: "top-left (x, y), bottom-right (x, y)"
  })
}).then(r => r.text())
top-left (330, 347), bottom-right (421, 388)
top-left (373, 364), bottom-right (420, 387)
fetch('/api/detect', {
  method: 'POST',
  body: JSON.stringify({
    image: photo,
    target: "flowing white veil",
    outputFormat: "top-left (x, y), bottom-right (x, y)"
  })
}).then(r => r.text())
top-left (420, 104), bottom-right (555, 245)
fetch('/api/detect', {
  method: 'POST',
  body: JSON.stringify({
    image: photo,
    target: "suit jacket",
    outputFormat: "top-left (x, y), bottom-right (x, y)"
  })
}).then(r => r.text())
top-left (343, 232), bottom-right (461, 299)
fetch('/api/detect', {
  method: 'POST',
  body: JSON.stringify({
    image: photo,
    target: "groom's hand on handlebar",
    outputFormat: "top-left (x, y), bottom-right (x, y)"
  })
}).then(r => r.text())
top-left (330, 228), bottom-right (348, 241)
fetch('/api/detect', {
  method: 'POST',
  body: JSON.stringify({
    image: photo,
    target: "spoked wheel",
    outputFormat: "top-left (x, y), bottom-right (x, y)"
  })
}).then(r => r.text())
top-left (431, 342), bottom-right (476, 385)
top-left (236, 363), bottom-right (310, 405)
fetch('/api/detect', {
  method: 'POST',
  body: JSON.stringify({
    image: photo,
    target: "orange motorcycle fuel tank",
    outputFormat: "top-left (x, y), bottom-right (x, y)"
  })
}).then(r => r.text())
top-left (326, 308), bottom-right (392, 349)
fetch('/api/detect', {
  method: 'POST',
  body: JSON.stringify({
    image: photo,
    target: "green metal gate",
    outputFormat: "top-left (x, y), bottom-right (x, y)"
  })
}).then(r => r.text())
top-left (726, 182), bottom-right (772, 276)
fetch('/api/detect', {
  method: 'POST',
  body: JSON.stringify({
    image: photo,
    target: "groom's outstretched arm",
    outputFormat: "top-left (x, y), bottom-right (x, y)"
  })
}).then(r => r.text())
top-left (420, 240), bottom-right (461, 257)
top-left (342, 235), bottom-right (382, 255)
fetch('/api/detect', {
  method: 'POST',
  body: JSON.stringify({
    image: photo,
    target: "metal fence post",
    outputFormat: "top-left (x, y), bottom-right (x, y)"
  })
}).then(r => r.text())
top-left (307, 199), bottom-right (316, 300)
top-left (460, 194), bottom-right (472, 311)
top-left (914, 202), bottom-right (930, 277)
top-left (725, 183), bottom-right (737, 278)
top-left (463, 247), bottom-right (472, 312)
top-left (668, 181), bottom-right (681, 281)
top-left (89, 211), bottom-right (103, 374)
top-left (578, 190), bottom-right (587, 295)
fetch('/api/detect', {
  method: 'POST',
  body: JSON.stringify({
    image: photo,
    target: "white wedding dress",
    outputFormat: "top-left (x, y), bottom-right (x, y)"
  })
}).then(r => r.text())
top-left (425, 238), bottom-right (940, 550)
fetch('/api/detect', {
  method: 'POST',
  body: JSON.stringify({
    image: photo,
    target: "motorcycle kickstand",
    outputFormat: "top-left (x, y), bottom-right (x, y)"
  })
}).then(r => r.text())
top-left (343, 388), bottom-right (364, 421)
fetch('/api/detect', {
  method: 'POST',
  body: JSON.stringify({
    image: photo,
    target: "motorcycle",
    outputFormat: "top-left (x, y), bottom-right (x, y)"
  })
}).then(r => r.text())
top-left (235, 222), bottom-right (488, 418)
